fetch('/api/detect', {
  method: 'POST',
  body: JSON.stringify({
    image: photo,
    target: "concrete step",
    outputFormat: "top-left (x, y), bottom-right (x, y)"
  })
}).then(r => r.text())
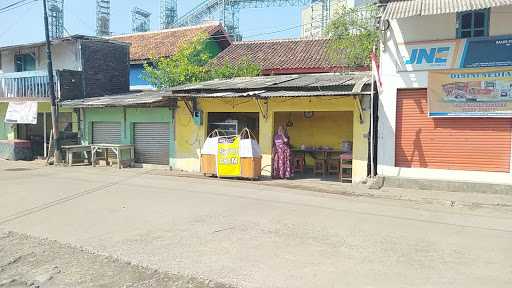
top-left (383, 176), bottom-right (512, 196)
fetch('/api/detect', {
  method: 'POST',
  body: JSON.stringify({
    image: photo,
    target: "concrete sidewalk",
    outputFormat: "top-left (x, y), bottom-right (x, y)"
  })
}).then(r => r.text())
top-left (153, 169), bottom-right (512, 213)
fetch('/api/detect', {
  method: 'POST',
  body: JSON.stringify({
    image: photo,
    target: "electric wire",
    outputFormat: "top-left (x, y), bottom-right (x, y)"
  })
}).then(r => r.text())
top-left (0, 0), bottom-right (38, 14)
top-left (0, 0), bottom-right (37, 40)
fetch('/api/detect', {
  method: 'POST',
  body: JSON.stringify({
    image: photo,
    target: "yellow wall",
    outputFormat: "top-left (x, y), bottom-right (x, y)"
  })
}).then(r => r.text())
top-left (174, 96), bottom-right (370, 182)
top-left (274, 111), bottom-right (353, 149)
top-left (274, 111), bottom-right (353, 167)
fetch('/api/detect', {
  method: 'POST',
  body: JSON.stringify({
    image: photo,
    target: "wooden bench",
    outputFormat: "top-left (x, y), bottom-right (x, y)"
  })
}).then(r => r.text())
top-left (62, 145), bottom-right (92, 167)
top-left (91, 144), bottom-right (135, 169)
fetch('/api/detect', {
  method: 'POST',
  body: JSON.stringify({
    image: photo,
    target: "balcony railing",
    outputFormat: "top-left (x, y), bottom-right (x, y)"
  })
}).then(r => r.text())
top-left (0, 71), bottom-right (60, 99)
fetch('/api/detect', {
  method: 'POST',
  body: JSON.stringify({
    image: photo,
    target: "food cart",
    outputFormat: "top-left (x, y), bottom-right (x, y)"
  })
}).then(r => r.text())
top-left (200, 128), bottom-right (261, 180)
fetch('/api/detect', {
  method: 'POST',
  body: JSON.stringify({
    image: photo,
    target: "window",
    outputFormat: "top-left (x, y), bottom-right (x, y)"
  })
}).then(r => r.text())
top-left (457, 9), bottom-right (489, 38)
top-left (15, 53), bottom-right (36, 72)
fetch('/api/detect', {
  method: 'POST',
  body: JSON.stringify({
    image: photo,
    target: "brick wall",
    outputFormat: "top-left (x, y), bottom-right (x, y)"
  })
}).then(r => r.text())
top-left (81, 40), bottom-right (130, 98)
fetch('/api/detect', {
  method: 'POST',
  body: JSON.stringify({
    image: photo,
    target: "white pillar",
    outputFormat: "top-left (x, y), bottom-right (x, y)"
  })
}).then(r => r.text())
top-left (43, 112), bottom-right (47, 158)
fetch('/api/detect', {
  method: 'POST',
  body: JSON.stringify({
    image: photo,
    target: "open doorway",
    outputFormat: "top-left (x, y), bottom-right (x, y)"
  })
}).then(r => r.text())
top-left (273, 111), bottom-right (353, 181)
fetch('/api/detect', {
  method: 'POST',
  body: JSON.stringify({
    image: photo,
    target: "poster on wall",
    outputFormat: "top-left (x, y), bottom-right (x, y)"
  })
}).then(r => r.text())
top-left (4, 101), bottom-right (38, 124)
top-left (217, 136), bottom-right (241, 177)
top-left (398, 35), bottom-right (512, 72)
top-left (428, 68), bottom-right (512, 117)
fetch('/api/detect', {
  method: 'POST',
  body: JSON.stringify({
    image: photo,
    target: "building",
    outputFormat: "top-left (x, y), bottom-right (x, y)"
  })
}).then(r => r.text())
top-left (110, 22), bottom-right (232, 90)
top-left (212, 38), bottom-right (366, 75)
top-left (301, 0), bottom-right (373, 39)
top-left (62, 73), bottom-right (373, 182)
top-left (169, 73), bottom-right (373, 182)
top-left (0, 35), bottom-right (130, 160)
top-left (61, 37), bottom-right (374, 181)
top-left (377, 0), bottom-right (512, 184)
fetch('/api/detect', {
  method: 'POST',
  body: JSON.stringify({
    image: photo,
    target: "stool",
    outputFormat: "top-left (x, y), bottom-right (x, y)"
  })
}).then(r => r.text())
top-left (327, 159), bottom-right (340, 176)
top-left (340, 153), bottom-right (353, 183)
top-left (293, 154), bottom-right (305, 174)
top-left (313, 160), bottom-right (326, 176)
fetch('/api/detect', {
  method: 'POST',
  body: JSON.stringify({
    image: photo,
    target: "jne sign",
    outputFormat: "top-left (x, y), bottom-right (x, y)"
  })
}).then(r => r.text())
top-left (398, 35), bottom-right (512, 72)
top-left (398, 40), bottom-right (460, 71)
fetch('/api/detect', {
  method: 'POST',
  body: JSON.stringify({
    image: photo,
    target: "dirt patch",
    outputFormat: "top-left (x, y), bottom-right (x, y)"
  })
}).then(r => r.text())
top-left (0, 231), bottom-right (234, 288)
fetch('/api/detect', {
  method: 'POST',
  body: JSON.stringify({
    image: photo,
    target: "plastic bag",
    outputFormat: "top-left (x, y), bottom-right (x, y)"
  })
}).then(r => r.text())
top-left (239, 128), bottom-right (261, 157)
top-left (201, 130), bottom-right (225, 155)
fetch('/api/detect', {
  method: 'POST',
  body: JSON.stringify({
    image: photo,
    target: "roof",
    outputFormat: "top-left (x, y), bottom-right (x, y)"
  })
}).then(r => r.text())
top-left (170, 72), bottom-right (372, 96)
top-left (61, 73), bottom-right (372, 107)
top-left (110, 22), bottom-right (231, 62)
top-left (60, 91), bottom-right (175, 108)
top-left (0, 35), bottom-right (129, 51)
top-left (381, 0), bottom-right (512, 20)
top-left (210, 38), bottom-right (355, 75)
top-left (170, 90), bottom-right (370, 99)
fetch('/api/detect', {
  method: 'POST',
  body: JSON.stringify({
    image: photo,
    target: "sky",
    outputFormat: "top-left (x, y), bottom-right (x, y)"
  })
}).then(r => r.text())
top-left (0, 0), bottom-right (304, 46)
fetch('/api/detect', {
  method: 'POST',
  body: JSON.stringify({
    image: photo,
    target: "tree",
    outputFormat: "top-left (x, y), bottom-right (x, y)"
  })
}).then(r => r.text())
top-left (144, 33), bottom-right (261, 89)
top-left (326, 4), bottom-right (379, 68)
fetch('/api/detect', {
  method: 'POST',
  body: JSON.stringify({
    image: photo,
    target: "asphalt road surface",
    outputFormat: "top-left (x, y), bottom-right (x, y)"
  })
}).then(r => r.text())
top-left (1, 160), bottom-right (511, 288)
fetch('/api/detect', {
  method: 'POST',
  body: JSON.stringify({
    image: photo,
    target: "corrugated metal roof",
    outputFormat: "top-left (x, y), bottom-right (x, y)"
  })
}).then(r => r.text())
top-left (171, 90), bottom-right (370, 98)
top-left (62, 73), bottom-right (372, 108)
top-left (171, 73), bottom-right (371, 93)
top-left (61, 91), bottom-right (174, 108)
top-left (382, 0), bottom-right (512, 19)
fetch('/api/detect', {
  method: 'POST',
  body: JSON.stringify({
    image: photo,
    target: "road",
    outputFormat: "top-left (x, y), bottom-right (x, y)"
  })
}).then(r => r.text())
top-left (1, 160), bottom-right (512, 288)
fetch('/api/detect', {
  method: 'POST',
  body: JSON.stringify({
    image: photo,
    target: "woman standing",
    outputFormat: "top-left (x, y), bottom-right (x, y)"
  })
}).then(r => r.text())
top-left (272, 126), bottom-right (292, 179)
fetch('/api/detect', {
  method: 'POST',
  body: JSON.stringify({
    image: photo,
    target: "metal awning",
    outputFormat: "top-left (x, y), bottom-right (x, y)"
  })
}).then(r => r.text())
top-left (382, 0), bottom-right (512, 20)
top-left (60, 91), bottom-right (175, 108)
top-left (171, 90), bottom-right (371, 99)
top-left (170, 72), bottom-right (372, 94)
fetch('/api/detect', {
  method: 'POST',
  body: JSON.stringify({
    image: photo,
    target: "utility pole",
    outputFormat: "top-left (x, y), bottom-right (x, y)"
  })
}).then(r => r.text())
top-left (43, 0), bottom-right (61, 163)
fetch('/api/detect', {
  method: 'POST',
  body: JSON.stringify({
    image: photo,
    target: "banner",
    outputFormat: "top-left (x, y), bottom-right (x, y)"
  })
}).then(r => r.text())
top-left (4, 101), bottom-right (38, 124)
top-left (217, 136), bottom-right (241, 177)
top-left (398, 35), bottom-right (512, 71)
top-left (428, 68), bottom-right (512, 117)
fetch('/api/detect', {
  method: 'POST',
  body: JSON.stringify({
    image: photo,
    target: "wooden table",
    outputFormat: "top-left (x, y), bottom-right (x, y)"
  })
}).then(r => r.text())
top-left (91, 144), bottom-right (135, 169)
top-left (292, 149), bottom-right (343, 161)
top-left (62, 145), bottom-right (92, 167)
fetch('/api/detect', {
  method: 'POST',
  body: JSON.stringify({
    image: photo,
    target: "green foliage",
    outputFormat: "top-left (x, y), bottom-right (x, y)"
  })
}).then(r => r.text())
top-left (143, 33), bottom-right (261, 89)
top-left (326, 4), bottom-right (379, 68)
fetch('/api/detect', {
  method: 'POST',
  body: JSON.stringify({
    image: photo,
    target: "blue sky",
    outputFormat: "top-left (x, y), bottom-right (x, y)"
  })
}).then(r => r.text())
top-left (0, 0), bottom-right (304, 46)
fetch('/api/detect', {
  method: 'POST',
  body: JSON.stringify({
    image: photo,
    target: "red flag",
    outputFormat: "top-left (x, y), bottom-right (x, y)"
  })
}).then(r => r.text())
top-left (371, 52), bottom-right (382, 95)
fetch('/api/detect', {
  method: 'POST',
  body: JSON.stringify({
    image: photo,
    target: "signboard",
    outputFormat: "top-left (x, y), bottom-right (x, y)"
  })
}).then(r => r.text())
top-left (461, 35), bottom-right (512, 68)
top-left (399, 35), bottom-right (512, 71)
top-left (217, 136), bottom-right (241, 177)
top-left (399, 40), bottom-right (460, 71)
top-left (428, 68), bottom-right (512, 117)
top-left (4, 101), bottom-right (38, 124)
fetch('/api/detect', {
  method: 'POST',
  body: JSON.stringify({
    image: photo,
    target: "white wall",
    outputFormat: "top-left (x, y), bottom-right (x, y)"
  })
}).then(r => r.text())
top-left (378, 5), bottom-right (512, 181)
top-left (0, 40), bottom-right (82, 74)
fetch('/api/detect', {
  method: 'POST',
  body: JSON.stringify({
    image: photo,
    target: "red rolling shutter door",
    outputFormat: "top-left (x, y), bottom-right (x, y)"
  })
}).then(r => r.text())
top-left (395, 89), bottom-right (512, 173)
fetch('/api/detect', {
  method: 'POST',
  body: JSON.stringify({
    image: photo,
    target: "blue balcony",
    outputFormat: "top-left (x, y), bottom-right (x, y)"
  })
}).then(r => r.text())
top-left (0, 71), bottom-right (60, 99)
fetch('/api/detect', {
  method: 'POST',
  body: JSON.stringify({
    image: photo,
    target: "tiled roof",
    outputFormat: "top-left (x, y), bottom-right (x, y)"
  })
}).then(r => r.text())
top-left (211, 38), bottom-right (352, 75)
top-left (110, 22), bottom-right (231, 62)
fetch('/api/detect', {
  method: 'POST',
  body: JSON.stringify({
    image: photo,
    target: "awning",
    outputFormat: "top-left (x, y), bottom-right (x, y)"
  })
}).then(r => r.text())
top-left (4, 101), bottom-right (38, 124)
top-left (60, 91), bottom-right (175, 108)
top-left (171, 90), bottom-right (371, 99)
top-left (382, 0), bottom-right (512, 20)
top-left (170, 72), bottom-right (372, 94)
